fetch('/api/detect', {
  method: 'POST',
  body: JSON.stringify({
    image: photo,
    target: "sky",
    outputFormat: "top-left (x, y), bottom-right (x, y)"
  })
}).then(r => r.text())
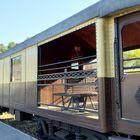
top-left (0, 0), bottom-right (99, 46)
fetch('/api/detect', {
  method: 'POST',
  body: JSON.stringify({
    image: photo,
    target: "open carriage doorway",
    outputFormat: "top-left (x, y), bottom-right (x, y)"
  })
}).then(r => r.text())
top-left (118, 12), bottom-right (140, 122)
top-left (37, 24), bottom-right (98, 118)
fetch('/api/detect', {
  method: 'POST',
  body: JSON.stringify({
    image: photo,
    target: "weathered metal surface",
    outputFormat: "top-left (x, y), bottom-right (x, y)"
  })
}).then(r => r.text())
top-left (3, 57), bottom-right (10, 84)
top-left (98, 77), bottom-right (114, 132)
top-left (0, 60), bottom-right (3, 84)
top-left (25, 82), bottom-right (37, 107)
top-left (96, 17), bottom-right (115, 78)
top-left (3, 83), bottom-right (10, 107)
top-left (25, 45), bottom-right (37, 82)
top-left (10, 82), bottom-right (25, 107)
top-left (121, 74), bottom-right (140, 121)
top-left (0, 84), bottom-right (3, 105)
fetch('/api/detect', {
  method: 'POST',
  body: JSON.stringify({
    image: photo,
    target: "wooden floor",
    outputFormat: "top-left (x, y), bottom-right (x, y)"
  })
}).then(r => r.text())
top-left (39, 105), bottom-right (98, 119)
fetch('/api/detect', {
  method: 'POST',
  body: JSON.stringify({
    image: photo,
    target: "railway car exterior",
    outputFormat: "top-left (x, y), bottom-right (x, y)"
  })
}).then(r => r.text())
top-left (0, 0), bottom-right (140, 139)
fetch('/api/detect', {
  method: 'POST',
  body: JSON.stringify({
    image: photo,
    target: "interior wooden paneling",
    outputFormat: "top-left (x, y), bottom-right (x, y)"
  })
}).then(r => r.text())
top-left (40, 80), bottom-right (65, 104)
top-left (39, 24), bottom-right (96, 66)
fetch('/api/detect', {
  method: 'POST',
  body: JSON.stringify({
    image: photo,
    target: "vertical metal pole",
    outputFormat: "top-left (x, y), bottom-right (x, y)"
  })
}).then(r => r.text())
top-left (52, 85), bottom-right (54, 104)
top-left (48, 121), bottom-right (53, 136)
top-left (75, 133), bottom-right (85, 140)
top-left (40, 120), bottom-right (48, 135)
top-left (37, 45), bottom-right (42, 106)
top-left (64, 69), bottom-right (67, 93)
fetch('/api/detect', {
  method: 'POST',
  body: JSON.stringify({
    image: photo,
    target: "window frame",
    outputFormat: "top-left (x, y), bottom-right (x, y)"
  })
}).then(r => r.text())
top-left (10, 55), bottom-right (22, 82)
top-left (119, 11), bottom-right (140, 77)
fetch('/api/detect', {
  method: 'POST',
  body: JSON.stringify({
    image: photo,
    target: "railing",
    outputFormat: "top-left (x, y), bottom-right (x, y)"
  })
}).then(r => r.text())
top-left (38, 69), bottom-right (97, 81)
top-left (37, 55), bottom-right (98, 113)
top-left (38, 55), bottom-right (96, 68)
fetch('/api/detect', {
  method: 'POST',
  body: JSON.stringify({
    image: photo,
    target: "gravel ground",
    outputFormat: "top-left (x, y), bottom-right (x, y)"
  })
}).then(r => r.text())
top-left (0, 112), bottom-right (39, 139)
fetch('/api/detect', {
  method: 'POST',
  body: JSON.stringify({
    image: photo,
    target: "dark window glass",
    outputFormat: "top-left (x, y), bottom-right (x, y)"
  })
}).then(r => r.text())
top-left (11, 56), bottom-right (21, 82)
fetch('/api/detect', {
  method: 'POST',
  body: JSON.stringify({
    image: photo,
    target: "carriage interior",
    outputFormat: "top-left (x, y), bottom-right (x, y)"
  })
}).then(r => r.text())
top-left (37, 24), bottom-right (98, 119)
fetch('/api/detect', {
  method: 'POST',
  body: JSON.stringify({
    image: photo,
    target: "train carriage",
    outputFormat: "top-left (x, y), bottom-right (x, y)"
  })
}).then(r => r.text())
top-left (0, 0), bottom-right (140, 139)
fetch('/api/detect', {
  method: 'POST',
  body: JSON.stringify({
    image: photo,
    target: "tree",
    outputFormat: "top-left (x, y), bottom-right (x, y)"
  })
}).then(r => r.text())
top-left (123, 49), bottom-right (140, 73)
top-left (0, 43), bottom-right (7, 53)
top-left (7, 41), bottom-right (16, 49)
top-left (123, 49), bottom-right (140, 67)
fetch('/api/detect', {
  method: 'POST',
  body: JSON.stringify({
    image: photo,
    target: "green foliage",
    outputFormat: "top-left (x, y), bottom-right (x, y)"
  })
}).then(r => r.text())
top-left (123, 49), bottom-right (140, 67)
top-left (0, 43), bottom-right (7, 54)
top-left (8, 42), bottom-right (16, 49)
top-left (0, 41), bottom-right (16, 54)
top-left (123, 49), bottom-right (140, 59)
top-left (123, 49), bottom-right (140, 73)
top-left (12, 56), bottom-right (21, 65)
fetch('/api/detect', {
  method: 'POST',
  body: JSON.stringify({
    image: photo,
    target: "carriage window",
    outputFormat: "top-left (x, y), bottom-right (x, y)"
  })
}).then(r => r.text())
top-left (11, 56), bottom-right (22, 82)
top-left (122, 21), bottom-right (140, 74)
top-left (123, 49), bottom-right (140, 73)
